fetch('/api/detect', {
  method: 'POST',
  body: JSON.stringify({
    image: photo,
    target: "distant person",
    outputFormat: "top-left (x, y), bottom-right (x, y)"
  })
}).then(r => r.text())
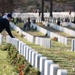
top-left (57, 20), bottom-right (60, 25)
top-left (65, 17), bottom-right (70, 22)
top-left (57, 18), bottom-right (60, 25)
top-left (27, 17), bottom-right (31, 30)
top-left (72, 17), bottom-right (75, 23)
top-left (0, 13), bottom-right (15, 38)
top-left (23, 18), bottom-right (31, 30)
top-left (23, 22), bottom-right (27, 30)
top-left (69, 10), bottom-right (71, 15)
top-left (39, 10), bottom-right (41, 17)
top-left (14, 17), bottom-right (19, 24)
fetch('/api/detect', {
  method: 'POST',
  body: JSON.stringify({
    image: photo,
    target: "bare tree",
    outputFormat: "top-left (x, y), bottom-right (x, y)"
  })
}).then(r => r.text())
top-left (0, 0), bottom-right (15, 15)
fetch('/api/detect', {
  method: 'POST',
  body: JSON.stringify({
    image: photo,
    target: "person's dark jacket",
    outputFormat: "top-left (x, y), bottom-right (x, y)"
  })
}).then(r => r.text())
top-left (0, 18), bottom-right (14, 38)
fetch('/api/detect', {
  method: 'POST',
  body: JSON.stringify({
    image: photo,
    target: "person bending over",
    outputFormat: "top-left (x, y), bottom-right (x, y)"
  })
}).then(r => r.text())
top-left (0, 13), bottom-right (15, 38)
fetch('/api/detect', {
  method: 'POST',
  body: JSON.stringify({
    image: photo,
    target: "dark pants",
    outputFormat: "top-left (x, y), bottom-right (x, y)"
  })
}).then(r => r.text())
top-left (0, 18), bottom-right (14, 38)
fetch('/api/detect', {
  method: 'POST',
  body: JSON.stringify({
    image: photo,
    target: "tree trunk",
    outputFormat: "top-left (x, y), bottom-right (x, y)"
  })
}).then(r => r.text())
top-left (41, 0), bottom-right (44, 21)
top-left (50, 0), bottom-right (53, 17)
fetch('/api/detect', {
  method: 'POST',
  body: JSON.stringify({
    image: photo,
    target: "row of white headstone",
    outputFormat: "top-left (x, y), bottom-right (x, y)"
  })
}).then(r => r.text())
top-left (36, 17), bottom-right (74, 24)
top-left (61, 22), bottom-right (75, 29)
top-left (36, 17), bottom-right (58, 23)
top-left (35, 37), bottom-right (51, 48)
top-left (12, 12), bottom-right (75, 19)
top-left (31, 23), bottom-right (68, 45)
top-left (10, 22), bottom-right (35, 43)
top-left (45, 22), bottom-right (75, 37)
top-left (6, 36), bottom-right (68, 75)
top-left (10, 22), bottom-right (51, 48)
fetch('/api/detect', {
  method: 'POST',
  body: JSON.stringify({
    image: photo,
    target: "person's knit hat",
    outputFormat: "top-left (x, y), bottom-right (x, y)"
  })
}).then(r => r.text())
top-left (7, 14), bottom-right (13, 18)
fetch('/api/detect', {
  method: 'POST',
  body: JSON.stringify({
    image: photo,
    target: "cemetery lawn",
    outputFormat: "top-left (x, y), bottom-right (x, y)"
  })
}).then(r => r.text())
top-left (16, 22), bottom-right (75, 38)
top-left (25, 29), bottom-right (48, 37)
top-left (16, 22), bottom-right (72, 38)
top-left (36, 22), bottom-right (72, 37)
top-left (0, 44), bottom-right (18, 75)
top-left (16, 23), bottom-right (24, 28)
top-left (12, 30), bottom-right (75, 75)
top-left (16, 23), bottom-right (48, 37)
top-left (16, 22), bottom-right (75, 46)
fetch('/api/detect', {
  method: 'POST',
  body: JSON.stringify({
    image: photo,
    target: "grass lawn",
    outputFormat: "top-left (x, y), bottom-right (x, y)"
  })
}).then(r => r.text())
top-left (16, 23), bottom-right (24, 28)
top-left (16, 22), bottom-right (48, 37)
top-left (12, 30), bottom-right (75, 75)
top-left (16, 22), bottom-right (75, 38)
top-left (0, 22), bottom-right (75, 75)
top-left (16, 22), bottom-right (72, 37)
top-left (36, 22), bottom-right (73, 37)
top-left (0, 44), bottom-right (18, 75)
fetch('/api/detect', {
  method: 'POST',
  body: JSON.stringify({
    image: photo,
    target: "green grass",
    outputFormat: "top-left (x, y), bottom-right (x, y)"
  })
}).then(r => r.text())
top-left (0, 45), bottom-right (18, 75)
top-left (16, 22), bottom-right (48, 37)
top-left (16, 22), bottom-right (73, 37)
top-left (12, 30), bottom-right (75, 75)
top-left (13, 22), bottom-right (75, 74)
top-left (16, 23), bottom-right (24, 28)
top-left (36, 22), bottom-right (73, 37)
top-left (25, 30), bottom-right (47, 37)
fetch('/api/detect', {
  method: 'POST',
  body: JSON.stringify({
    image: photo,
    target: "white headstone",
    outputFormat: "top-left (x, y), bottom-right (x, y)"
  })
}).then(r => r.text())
top-left (20, 41), bottom-right (23, 55)
top-left (30, 49), bottom-right (35, 64)
top-left (31, 51), bottom-right (38, 66)
top-left (20, 42), bottom-right (25, 56)
top-left (57, 69), bottom-right (68, 75)
top-left (25, 46), bottom-right (29, 60)
top-left (6, 36), bottom-right (11, 44)
top-left (18, 41), bottom-right (21, 54)
top-left (44, 60), bottom-right (53, 75)
top-left (28, 49), bottom-right (34, 63)
top-left (27, 47), bottom-right (31, 62)
top-left (35, 53), bottom-right (42, 69)
top-left (12, 38), bottom-right (19, 50)
top-left (23, 45), bottom-right (27, 58)
top-left (50, 64), bottom-right (59, 75)
top-left (39, 57), bottom-right (47, 75)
